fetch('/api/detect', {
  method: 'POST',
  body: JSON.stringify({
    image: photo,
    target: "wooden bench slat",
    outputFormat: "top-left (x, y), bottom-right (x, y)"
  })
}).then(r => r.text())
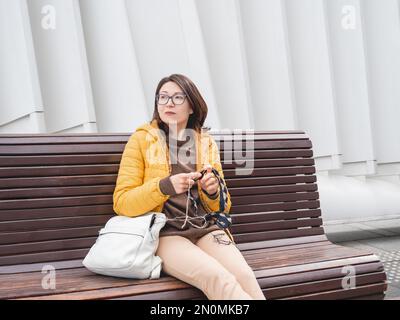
top-left (0, 132), bottom-right (306, 144)
top-left (210, 130), bottom-right (306, 136)
top-left (215, 134), bottom-right (309, 140)
top-left (0, 139), bottom-right (312, 155)
top-left (0, 135), bottom-right (131, 144)
top-left (0, 226), bottom-right (102, 245)
top-left (0, 156), bottom-right (313, 171)
top-left (1, 271), bottom-right (181, 300)
top-left (284, 283), bottom-right (387, 300)
top-left (0, 215), bottom-right (113, 232)
top-left (0, 210), bottom-right (320, 232)
top-left (0, 208), bottom-right (321, 226)
top-left (236, 234), bottom-right (328, 251)
top-left (349, 293), bottom-right (386, 300)
top-left (0, 164), bottom-right (315, 179)
top-left (0, 154), bottom-right (122, 167)
top-left (221, 149), bottom-right (314, 160)
top-left (230, 200), bottom-right (320, 214)
top-left (0, 211), bottom-right (322, 233)
top-left (259, 262), bottom-right (385, 287)
top-left (223, 158), bottom-right (315, 169)
top-left (0, 164), bottom-right (120, 178)
top-left (232, 218), bottom-right (323, 234)
top-left (234, 227), bottom-right (325, 243)
top-left (0, 144), bottom-right (126, 155)
top-left (0, 174), bottom-right (315, 191)
top-left (217, 139), bottom-right (312, 149)
top-left (0, 150), bottom-right (315, 169)
top-left (1, 194), bottom-right (319, 212)
top-left (0, 237), bottom-right (98, 256)
top-left (0, 204), bottom-right (114, 222)
top-left (232, 191), bottom-right (319, 206)
top-left (0, 195), bottom-right (112, 210)
top-left (0, 165), bottom-right (314, 182)
top-left (0, 248), bottom-right (91, 266)
top-left (253, 255), bottom-right (380, 278)
top-left (0, 175), bottom-right (117, 189)
top-left (228, 183), bottom-right (318, 196)
top-left (224, 166), bottom-right (316, 177)
top-left (0, 185), bottom-right (115, 200)
top-left (112, 288), bottom-right (205, 300)
top-left (0, 178), bottom-right (318, 201)
top-left (21, 284), bottom-right (203, 301)
top-left (232, 209), bottom-right (322, 224)
top-left (0, 259), bottom-right (83, 274)
top-left (245, 244), bottom-right (374, 268)
top-left (226, 175), bottom-right (316, 187)
top-left (264, 272), bottom-right (387, 299)
top-left (0, 156), bottom-right (314, 169)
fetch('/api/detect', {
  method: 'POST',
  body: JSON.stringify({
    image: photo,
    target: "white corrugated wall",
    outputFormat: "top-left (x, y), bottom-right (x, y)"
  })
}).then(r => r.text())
top-left (0, 0), bottom-right (399, 222)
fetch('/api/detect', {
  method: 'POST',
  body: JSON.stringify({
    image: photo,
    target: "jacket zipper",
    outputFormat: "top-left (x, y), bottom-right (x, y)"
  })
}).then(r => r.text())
top-left (159, 136), bottom-right (171, 214)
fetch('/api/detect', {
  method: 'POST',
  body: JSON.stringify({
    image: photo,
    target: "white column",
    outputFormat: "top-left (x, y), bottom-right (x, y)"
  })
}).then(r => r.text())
top-left (195, 0), bottom-right (254, 130)
top-left (0, 0), bottom-right (45, 133)
top-left (177, 0), bottom-right (221, 130)
top-left (125, 0), bottom-right (221, 130)
top-left (79, 0), bottom-right (148, 133)
top-left (284, 0), bottom-right (340, 171)
top-left (361, 0), bottom-right (400, 178)
top-left (27, 0), bottom-right (97, 133)
top-left (325, 0), bottom-right (375, 177)
top-left (239, 0), bottom-right (296, 130)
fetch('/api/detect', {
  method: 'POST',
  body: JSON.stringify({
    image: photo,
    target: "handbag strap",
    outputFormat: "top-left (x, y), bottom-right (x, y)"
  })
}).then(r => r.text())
top-left (204, 168), bottom-right (232, 230)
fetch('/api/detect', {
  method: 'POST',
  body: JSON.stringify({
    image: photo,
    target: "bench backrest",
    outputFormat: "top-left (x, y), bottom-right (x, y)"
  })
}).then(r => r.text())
top-left (0, 131), bottom-right (323, 266)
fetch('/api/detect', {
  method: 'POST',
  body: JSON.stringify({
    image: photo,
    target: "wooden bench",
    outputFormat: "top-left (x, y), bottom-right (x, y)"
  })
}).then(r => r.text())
top-left (0, 130), bottom-right (388, 300)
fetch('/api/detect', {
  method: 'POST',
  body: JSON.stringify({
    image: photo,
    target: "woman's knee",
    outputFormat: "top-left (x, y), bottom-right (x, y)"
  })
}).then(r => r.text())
top-left (231, 266), bottom-right (265, 299)
top-left (199, 268), bottom-right (245, 298)
top-left (233, 265), bottom-right (257, 284)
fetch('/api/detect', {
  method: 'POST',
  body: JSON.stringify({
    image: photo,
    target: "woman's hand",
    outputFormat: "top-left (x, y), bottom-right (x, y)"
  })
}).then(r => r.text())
top-left (198, 164), bottom-right (219, 196)
top-left (169, 172), bottom-right (202, 194)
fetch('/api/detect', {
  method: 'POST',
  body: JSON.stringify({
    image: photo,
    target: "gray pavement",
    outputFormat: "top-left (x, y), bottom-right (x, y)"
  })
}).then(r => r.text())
top-left (323, 218), bottom-right (400, 300)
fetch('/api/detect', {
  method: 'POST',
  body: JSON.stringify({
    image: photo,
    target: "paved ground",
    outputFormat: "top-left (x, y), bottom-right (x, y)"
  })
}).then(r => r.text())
top-left (323, 218), bottom-right (400, 300)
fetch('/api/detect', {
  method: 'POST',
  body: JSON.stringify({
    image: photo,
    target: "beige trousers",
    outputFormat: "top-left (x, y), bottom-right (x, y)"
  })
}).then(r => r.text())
top-left (155, 229), bottom-right (266, 300)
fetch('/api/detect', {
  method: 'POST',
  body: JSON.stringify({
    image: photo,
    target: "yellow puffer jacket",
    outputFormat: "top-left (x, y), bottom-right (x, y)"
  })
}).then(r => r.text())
top-left (113, 119), bottom-right (232, 220)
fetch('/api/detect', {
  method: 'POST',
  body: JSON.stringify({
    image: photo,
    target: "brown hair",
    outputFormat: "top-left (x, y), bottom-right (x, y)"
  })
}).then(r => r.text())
top-left (151, 74), bottom-right (209, 135)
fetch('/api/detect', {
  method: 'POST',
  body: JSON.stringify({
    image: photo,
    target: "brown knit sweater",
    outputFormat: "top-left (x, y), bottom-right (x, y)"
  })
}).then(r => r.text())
top-left (158, 132), bottom-right (220, 244)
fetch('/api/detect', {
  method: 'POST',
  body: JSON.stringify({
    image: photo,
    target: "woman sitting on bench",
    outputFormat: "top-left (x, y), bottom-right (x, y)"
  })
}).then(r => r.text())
top-left (113, 73), bottom-right (265, 300)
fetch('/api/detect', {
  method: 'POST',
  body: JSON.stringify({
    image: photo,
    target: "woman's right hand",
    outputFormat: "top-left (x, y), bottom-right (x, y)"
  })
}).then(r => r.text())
top-left (169, 172), bottom-right (202, 194)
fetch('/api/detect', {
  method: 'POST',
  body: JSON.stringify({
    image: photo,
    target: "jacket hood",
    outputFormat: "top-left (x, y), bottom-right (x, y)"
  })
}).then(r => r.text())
top-left (134, 119), bottom-right (163, 141)
top-left (135, 119), bottom-right (210, 142)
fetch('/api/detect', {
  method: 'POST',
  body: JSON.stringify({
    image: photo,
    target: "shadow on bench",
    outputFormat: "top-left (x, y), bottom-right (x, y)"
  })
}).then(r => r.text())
top-left (0, 131), bottom-right (388, 300)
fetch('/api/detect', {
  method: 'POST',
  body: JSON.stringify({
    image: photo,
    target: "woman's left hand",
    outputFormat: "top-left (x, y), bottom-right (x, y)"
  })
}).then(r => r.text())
top-left (198, 164), bottom-right (219, 195)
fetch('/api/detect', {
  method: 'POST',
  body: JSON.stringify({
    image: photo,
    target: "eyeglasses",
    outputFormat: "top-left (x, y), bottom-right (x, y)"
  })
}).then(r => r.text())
top-left (156, 93), bottom-right (187, 105)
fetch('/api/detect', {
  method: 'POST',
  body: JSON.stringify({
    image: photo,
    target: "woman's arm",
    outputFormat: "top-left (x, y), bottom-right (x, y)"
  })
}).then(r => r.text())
top-left (113, 133), bottom-right (169, 217)
top-left (200, 136), bottom-right (232, 214)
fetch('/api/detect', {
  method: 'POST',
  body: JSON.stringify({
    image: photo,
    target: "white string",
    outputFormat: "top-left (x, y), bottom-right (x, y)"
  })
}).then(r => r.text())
top-left (166, 176), bottom-right (208, 229)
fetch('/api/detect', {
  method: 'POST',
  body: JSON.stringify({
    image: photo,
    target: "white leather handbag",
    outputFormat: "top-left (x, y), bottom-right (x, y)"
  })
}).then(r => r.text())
top-left (82, 212), bottom-right (167, 279)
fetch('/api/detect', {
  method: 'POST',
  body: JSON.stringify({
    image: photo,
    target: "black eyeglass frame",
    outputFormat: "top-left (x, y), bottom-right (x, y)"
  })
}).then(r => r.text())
top-left (156, 93), bottom-right (187, 105)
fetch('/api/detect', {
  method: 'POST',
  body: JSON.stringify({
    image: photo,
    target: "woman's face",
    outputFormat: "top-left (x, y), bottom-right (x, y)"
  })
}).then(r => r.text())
top-left (157, 81), bottom-right (193, 131)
